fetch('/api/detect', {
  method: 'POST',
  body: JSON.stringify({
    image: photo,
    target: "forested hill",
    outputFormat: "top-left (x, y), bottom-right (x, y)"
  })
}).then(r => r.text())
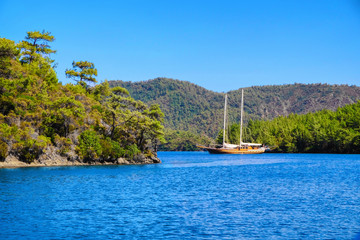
top-left (109, 78), bottom-right (360, 138)
top-left (109, 78), bottom-right (224, 137)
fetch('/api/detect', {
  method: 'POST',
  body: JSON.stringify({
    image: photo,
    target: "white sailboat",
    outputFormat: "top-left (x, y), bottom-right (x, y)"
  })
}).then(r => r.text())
top-left (199, 89), bottom-right (265, 154)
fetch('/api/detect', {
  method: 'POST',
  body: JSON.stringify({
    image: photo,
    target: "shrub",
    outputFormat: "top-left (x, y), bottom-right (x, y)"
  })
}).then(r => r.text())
top-left (111, 140), bottom-right (126, 159)
top-left (100, 138), bottom-right (125, 162)
top-left (125, 144), bottom-right (141, 158)
top-left (91, 105), bottom-right (103, 113)
top-left (0, 123), bottom-right (18, 141)
top-left (41, 115), bottom-right (66, 141)
top-left (144, 149), bottom-right (154, 158)
top-left (0, 98), bottom-right (15, 116)
top-left (13, 136), bottom-right (49, 163)
top-left (77, 130), bottom-right (102, 162)
top-left (0, 140), bottom-right (8, 161)
top-left (54, 135), bottom-right (72, 155)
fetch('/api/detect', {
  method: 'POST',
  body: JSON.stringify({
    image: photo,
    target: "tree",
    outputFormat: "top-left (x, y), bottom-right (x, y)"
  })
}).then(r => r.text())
top-left (0, 32), bottom-right (166, 165)
top-left (50, 96), bottom-right (85, 137)
top-left (138, 104), bottom-right (165, 151)
top-left (0, 38), bottom-right (20, 79)
top-left (77, 130), bottom-right (102, 162)
top-left (102, 87), bottom-right (132, 139)
top-left (19, 30), bottom-right (56, 64)
top-left (65, 61), bottom-right (98, 89)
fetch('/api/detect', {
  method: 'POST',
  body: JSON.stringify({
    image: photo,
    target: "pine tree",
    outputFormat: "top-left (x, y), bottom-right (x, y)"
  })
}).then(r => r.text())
top-left (65, 61), bottom-right (98, 89)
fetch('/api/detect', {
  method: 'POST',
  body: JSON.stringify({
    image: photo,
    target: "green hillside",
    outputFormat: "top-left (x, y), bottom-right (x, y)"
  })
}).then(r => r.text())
top-left (109, 78), bottom-right (360, 138)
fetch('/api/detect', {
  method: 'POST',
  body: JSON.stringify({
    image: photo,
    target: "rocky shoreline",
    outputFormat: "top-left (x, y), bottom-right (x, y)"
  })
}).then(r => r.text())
top-left (0, 147), bottom-right (161, 169)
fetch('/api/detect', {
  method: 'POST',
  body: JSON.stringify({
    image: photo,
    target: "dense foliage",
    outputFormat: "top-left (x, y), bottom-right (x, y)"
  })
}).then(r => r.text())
top-left (217, 102), bottom-right (360, 153)
top-left (215, 123), bottom-right (241, 145)
top-left (109, 78), bottom-right (225, 137)
top-left (159, 129), bottom-right (214, 151)
top-left (0, 32), bottom-right (164, 163)
top-left (109, 78), bottom-right (360, 138)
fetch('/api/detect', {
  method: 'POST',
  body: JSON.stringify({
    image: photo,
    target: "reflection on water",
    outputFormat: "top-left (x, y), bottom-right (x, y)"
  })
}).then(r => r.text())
top-left (1, 152), bottom-right (360, 239)
top-left (163, 156), bottom-right (289, 168)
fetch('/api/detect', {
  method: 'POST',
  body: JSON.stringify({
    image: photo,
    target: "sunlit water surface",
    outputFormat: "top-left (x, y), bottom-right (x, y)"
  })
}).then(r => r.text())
top-left (1, 152), bottom-right (360, 239)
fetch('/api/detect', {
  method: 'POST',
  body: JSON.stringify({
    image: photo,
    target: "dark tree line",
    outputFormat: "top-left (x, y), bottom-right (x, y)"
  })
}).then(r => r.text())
top-left (217, 102), bottom-right (360, 153)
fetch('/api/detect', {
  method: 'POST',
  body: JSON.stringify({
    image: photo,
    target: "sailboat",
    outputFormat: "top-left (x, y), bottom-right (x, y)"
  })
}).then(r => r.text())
top-left (199, 89), bottom-right (265, 154)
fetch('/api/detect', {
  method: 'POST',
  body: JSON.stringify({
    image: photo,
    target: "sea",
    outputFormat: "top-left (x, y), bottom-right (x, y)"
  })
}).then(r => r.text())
top-left (0, 152), bottom-right (360, 240)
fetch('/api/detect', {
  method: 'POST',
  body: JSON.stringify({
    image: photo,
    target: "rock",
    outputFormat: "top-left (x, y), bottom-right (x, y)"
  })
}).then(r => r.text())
top-left (116, 158), bottom-right (130, 165)
top-left (0, 147), bottom-right (161, 168)
top-left (151, 156), bottom-right (161, 163)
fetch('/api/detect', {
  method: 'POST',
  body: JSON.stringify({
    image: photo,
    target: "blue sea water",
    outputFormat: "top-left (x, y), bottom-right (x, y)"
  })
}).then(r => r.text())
top-left (1, 152), bottom-right (360, 239)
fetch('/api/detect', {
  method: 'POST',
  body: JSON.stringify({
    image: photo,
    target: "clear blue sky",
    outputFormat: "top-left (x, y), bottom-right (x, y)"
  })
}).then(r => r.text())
top-left (1, 0), bottom-right (360, 92)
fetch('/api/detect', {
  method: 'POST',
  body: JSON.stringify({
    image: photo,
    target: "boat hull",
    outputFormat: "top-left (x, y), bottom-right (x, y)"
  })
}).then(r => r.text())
top-left (200, 146), bottom-right (266, 154)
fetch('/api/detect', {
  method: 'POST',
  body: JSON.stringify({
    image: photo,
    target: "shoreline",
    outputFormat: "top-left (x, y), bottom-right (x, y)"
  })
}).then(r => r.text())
top-left (0, 161), bottom-right (160, 169)
top-left (0, 153), bottom-right (161, 169)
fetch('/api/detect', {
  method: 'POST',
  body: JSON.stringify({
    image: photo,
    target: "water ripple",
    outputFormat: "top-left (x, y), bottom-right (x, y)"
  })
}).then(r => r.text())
top-left (0, 152), bottom-right (360, 239)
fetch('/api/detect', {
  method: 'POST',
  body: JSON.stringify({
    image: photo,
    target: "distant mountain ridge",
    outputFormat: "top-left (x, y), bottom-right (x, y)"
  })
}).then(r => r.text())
top-left (109, 78), bottom-right (360, 137)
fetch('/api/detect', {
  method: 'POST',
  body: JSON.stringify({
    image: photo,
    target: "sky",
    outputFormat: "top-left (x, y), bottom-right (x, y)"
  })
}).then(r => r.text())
top-left (1, 0), bottom-right (360, 92)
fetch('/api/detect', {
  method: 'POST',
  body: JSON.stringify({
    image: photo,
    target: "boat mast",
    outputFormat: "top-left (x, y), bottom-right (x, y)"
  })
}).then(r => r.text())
top-left (223, 93), bottom-right (227, 146)
top-left (239, 89), bottom-right (244, 146)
